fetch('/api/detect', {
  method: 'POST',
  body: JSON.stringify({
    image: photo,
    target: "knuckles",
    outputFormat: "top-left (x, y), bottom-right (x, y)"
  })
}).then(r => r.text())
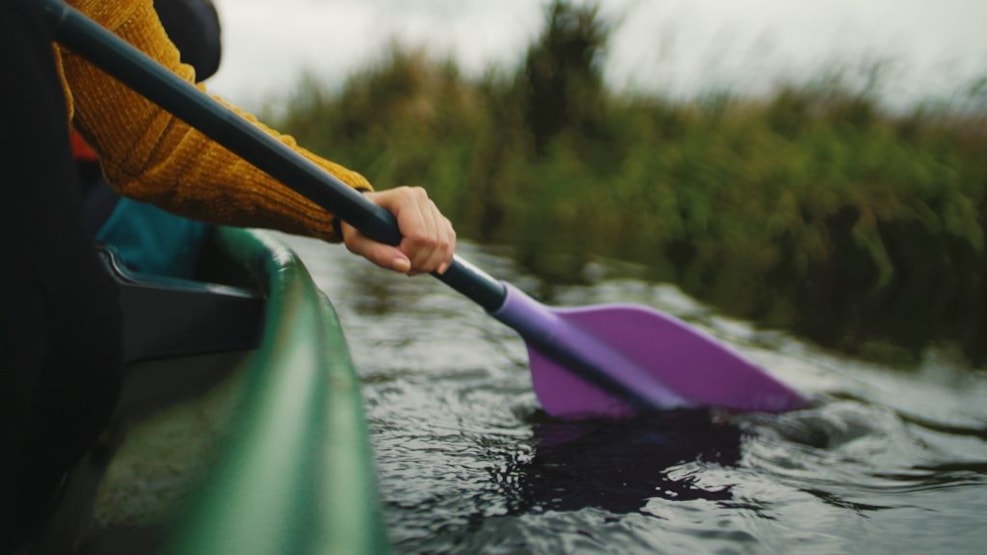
top-left (395, 185), bottom-right (428, 203)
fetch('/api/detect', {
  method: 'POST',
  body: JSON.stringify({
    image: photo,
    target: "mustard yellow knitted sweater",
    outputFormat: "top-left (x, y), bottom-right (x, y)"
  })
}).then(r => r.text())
top-left (59, 0), bottom-right (370, 242)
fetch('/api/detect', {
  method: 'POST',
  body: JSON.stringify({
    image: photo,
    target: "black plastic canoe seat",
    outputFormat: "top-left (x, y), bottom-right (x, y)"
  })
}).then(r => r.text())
top-left (96, 244), bottom-right (264, 363)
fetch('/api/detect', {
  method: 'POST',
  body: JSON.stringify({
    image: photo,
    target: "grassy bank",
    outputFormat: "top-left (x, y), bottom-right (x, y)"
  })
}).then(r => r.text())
top-left (272, 1), bottom-right (986, 365)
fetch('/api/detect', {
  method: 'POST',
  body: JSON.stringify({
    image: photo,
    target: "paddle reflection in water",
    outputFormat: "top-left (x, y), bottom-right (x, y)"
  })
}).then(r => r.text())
top-left (499, 410), bottom-right (740, 516)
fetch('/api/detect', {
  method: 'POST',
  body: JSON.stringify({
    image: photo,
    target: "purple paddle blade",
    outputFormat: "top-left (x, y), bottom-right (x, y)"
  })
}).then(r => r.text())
top-left (493, 283), bottom-right (809, 419)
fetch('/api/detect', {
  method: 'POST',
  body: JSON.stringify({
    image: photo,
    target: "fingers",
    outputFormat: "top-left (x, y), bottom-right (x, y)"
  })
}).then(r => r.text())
top-left (404, 197), bottom-right (450, 275)
top-left (341, 223), bottom-right (412, 273)
top-left (393, 187), bottom-right (456, 275)
top-left (342, 186), bottom-right (456, 276)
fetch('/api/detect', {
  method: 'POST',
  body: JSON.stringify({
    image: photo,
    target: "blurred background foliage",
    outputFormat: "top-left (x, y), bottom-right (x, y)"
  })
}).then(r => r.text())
top-left (272, 0), bottom-right (986, 366)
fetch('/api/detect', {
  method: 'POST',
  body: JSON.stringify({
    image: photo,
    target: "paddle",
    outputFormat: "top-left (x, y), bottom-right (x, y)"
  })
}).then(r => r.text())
top-left (40, 0), bottom-right (809, 419)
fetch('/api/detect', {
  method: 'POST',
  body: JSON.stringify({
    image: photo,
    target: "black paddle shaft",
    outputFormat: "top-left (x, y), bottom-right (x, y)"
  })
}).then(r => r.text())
top-left (39, 0), bottom-right (506, 312)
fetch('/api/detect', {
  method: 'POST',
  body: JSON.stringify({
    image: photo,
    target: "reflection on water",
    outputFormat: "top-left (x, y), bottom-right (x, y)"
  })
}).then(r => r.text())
top-left (283, 234), bottom-right (987, 554)
top-left (502, 410), bottom-right (741, 516)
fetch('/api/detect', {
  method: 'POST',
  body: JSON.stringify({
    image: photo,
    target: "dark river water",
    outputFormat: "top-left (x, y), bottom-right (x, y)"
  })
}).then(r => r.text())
top-left (285, 234), bottom-right (987, 554)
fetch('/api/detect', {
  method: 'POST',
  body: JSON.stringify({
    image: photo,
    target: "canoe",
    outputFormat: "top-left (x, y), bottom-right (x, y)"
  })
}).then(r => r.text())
top-left (34, 227), bottom-right (389, 554)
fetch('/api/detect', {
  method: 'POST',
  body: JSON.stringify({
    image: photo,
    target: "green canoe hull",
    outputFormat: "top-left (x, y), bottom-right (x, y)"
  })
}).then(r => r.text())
top-left (38, 228), bottom-right (389, 554)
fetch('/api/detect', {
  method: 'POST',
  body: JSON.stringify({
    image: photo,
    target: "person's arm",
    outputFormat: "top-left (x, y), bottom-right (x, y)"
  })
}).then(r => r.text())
top-left (61, 0), bottom-right (454, 273)
top-left (61, 0), bottom-right (366, 243)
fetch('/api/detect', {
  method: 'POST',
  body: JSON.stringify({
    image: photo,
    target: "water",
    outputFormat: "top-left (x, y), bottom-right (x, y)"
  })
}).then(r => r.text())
top-left (284, 234), bottom-right (987, 554)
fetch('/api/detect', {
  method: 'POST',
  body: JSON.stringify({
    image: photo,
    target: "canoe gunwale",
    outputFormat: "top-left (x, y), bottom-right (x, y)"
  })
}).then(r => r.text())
top-left (170, 227), bottom-right (390, 555)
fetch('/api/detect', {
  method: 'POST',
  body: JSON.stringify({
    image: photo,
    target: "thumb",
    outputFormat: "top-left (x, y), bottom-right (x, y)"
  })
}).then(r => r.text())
top-left (350, 239), bottom-right (412, 274)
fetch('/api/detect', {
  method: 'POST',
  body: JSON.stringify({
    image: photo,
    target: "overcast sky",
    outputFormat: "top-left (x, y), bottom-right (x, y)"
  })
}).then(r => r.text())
top-left (207, 0), bottom-right (986, 111)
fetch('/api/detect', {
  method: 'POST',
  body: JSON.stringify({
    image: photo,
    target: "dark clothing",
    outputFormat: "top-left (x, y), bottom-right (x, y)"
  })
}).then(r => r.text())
top-left (78, 159), bottom-right (121, 237)
top-left (153, 0), bottom-right (222, 81)
top-left (1, 0), bottom-right (123, 549)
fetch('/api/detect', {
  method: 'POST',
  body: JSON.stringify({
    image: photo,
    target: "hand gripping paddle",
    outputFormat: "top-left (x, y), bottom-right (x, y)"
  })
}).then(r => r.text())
top-left (39, 0), bottom-right (809, 419)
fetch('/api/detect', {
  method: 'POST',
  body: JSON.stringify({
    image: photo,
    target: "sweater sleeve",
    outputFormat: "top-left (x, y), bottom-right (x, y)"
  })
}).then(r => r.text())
top-left (61, 0), bottom-right (370, 242)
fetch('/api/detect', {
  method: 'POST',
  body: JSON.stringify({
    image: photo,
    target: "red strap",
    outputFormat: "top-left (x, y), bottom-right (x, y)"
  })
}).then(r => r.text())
top-left (70, 129), bottom-right (99, 162)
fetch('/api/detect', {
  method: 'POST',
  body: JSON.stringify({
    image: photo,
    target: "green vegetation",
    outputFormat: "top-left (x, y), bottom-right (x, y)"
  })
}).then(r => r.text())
top-left (273, 1), bottom-right (986, 365)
